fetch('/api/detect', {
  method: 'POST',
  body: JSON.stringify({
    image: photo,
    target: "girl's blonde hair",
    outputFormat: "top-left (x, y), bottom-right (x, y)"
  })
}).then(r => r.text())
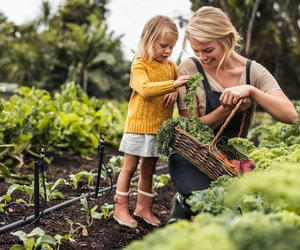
top-left (136, 15), bottom-right (178, 61)
top-left (185, 6), bottom-right (242, 67)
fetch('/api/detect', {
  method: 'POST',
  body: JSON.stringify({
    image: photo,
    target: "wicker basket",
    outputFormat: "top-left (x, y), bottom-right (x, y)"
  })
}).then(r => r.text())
top-left (171, 99), bottom-right (246, 180)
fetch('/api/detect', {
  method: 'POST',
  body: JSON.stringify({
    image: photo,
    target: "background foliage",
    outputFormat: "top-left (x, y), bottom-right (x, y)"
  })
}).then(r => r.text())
top-left (0, 0), bottom-right (131, 100)
top-left (0, 83), bottom-right (127, 170)
top-left (0, 0), bottom-right (299, 100)
top-left (180, 0), bottom-right (300, 99)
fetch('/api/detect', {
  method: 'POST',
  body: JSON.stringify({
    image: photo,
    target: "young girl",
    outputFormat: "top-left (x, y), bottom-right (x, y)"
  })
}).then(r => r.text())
top-left (113, 15), bottom-right (189, 228)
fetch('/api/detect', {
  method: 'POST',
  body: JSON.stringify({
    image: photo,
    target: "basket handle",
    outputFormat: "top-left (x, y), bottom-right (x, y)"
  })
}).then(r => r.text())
top-left (210, 98), bottom-right (245, 147)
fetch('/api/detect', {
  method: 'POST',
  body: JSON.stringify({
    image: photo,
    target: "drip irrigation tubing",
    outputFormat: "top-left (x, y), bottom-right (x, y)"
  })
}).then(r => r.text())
top-left (0, 165), bottom-right (168, 235)
top-left (0, 185), bottom-right (113, 235)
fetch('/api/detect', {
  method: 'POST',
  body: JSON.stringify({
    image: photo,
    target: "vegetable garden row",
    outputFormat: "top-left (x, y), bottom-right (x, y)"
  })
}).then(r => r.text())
top-left (128, 101), bottom-right (300, 249)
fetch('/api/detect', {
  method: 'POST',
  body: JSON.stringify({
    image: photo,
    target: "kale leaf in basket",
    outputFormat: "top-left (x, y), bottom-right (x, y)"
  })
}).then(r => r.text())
top-left (157, 116), bottom-right (214, 156)
top-left (183, 72), bottom-right (204, 118)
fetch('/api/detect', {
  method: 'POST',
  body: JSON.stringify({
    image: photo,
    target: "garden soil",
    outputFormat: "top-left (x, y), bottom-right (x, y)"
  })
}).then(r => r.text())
top-left (0, 146), bottom-right (175, 249)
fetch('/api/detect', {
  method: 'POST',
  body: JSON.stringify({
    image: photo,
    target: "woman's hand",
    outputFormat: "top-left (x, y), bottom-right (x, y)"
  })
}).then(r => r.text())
top-left (163, 91), bottom-right (178, 107)
top-left (238, 97), bottom-right (252, 111)
top-left (219, 85), bottom-right (253, 110)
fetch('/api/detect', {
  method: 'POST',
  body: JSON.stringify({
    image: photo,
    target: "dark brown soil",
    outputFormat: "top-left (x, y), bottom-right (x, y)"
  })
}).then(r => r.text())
top-left (0, 146), bottom-right (175, 249)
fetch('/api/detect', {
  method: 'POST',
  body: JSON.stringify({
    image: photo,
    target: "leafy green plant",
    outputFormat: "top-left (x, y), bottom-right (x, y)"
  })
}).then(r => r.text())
top-left (21, 178), bottom-right (68, 205)
top-left (80, 196), bottom-right (102, 226)
top-left (10, 227), bottom-right (57, 250)
top-left (69, 171), bottom-right (97, 190)
top-left (0, 184), bottom-right (24, 212)
top-left (228, 137), bottom-right (256, 157)
top-left (249, 144), bottom-right (300, 170)
top-left (0, 162), bottom-right (11, 177)
top-left (44, 178), bottom-right (69, 202)
top-left (0, 82), bottom-right (127, 170)
top-left (0, 177), bottom-right (68, 213)
top-left (80, 197), bottom-right (114, 226)
top-left (102, 155), bottom-right (124, 179)
top-left (99, 202), bottom-right (114, 219)
top-left (250, 104), bottom-right (300, 148)
top-left (62, 218), bottom-right (88, 243)
top-left (225, 163), bottom-right (300, 214)
top-left (126, 211), bottom-right (300, 250)
top-left (187, 186), bottom-right (227, 215)
top-left (153, 174), bottom-right (170, 190)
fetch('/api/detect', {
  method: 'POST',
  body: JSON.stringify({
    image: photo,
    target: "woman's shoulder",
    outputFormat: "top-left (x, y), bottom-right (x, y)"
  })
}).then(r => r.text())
top-left (249, 60), bottom-right (267, 73)
top-left (248, 60), bottom-right (279, 89)
top-left (179, 57), bottom-right (195, 67)
top-left (178, 57), bottom-right (198, 75)
top-left (249, 60), bottom-right (274, 80)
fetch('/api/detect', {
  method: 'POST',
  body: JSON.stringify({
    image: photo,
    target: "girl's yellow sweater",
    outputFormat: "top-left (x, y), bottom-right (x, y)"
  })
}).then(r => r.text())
top-left (124, 58), bottom-right (177, 134)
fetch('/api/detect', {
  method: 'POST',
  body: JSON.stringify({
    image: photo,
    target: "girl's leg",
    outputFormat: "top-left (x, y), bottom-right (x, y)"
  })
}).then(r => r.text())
top-left (116, 153), bottom-right (139, 191)
top-left (137, 157), bottom-right (158, 192)
top-left (134, 157), bottom-right (161, 226)
top-left (114, 154), bottom-right (139, 228)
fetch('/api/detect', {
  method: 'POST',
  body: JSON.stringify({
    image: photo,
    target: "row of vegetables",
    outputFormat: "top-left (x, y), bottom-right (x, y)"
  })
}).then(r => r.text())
top-left (0, 82), bottom-right (127, 174)
top-left (127, 102), bottom-right (300, 250)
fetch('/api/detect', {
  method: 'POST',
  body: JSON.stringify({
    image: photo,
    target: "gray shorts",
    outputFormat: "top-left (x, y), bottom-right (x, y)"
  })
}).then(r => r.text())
top-left (119, 133), bottom-right (158, 157)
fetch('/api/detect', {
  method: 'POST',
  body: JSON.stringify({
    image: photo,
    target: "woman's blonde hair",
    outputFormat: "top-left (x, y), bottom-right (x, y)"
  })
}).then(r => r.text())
top-left (136, 15), bottom-right (178, 61)
top-left (185, 6), bottom-right (242, 67)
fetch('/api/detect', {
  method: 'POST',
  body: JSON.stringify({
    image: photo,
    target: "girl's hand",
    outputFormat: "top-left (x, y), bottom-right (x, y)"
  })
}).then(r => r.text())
top-left (163, 91), bottom-right (178, 107)
top-left (172, 75), bottom-right (189, 88)
top-left (220, 85), bottom-right (252, 109)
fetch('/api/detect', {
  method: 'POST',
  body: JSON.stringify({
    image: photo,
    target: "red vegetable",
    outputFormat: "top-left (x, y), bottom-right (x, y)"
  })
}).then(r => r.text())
top-left (229, 159), bottom-right (256, 174)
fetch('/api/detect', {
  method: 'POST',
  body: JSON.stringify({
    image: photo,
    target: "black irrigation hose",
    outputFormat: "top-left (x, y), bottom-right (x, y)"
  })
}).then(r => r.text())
top-left (3, 202), bottom-right (27, 224)
top-left (0, 185), bottom-right (114, 235)
top-left (0, 164), bottom-right (168, 235)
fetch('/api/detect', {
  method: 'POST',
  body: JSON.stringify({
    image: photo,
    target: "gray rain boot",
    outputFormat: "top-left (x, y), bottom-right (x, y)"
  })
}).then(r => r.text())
top-left (168, 192), bottom-right (195, 224)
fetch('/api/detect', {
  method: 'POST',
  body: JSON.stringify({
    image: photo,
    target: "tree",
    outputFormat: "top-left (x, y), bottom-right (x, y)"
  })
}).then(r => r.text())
top-left (41, 0), bottom-right (130, 99)
top-left (0, 0), bottom-right (130, 100)
top-left (0, 17), bottom-right (45, 85)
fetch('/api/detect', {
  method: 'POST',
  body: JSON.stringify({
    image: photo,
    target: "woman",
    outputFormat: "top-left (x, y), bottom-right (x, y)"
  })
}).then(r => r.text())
top-left (168, 6), bottom-right (298, 222)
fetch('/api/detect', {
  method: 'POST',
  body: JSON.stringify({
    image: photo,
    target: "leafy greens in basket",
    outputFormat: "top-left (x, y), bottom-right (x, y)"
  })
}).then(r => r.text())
top-left (157, 72), bottom-right (214, 156)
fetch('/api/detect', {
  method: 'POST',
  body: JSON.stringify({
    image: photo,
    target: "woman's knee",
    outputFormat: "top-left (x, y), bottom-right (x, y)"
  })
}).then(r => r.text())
top-left (168, 152), bottom-right (187, 176)
top-left (168, 152), bottom-right (179, 169)
top-left (167, 152), bottom-right (213, 195)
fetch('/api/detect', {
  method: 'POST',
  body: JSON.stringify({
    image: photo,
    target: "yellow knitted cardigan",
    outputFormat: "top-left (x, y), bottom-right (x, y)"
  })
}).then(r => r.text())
top-left (124, 58), bottom-right (178, 134)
